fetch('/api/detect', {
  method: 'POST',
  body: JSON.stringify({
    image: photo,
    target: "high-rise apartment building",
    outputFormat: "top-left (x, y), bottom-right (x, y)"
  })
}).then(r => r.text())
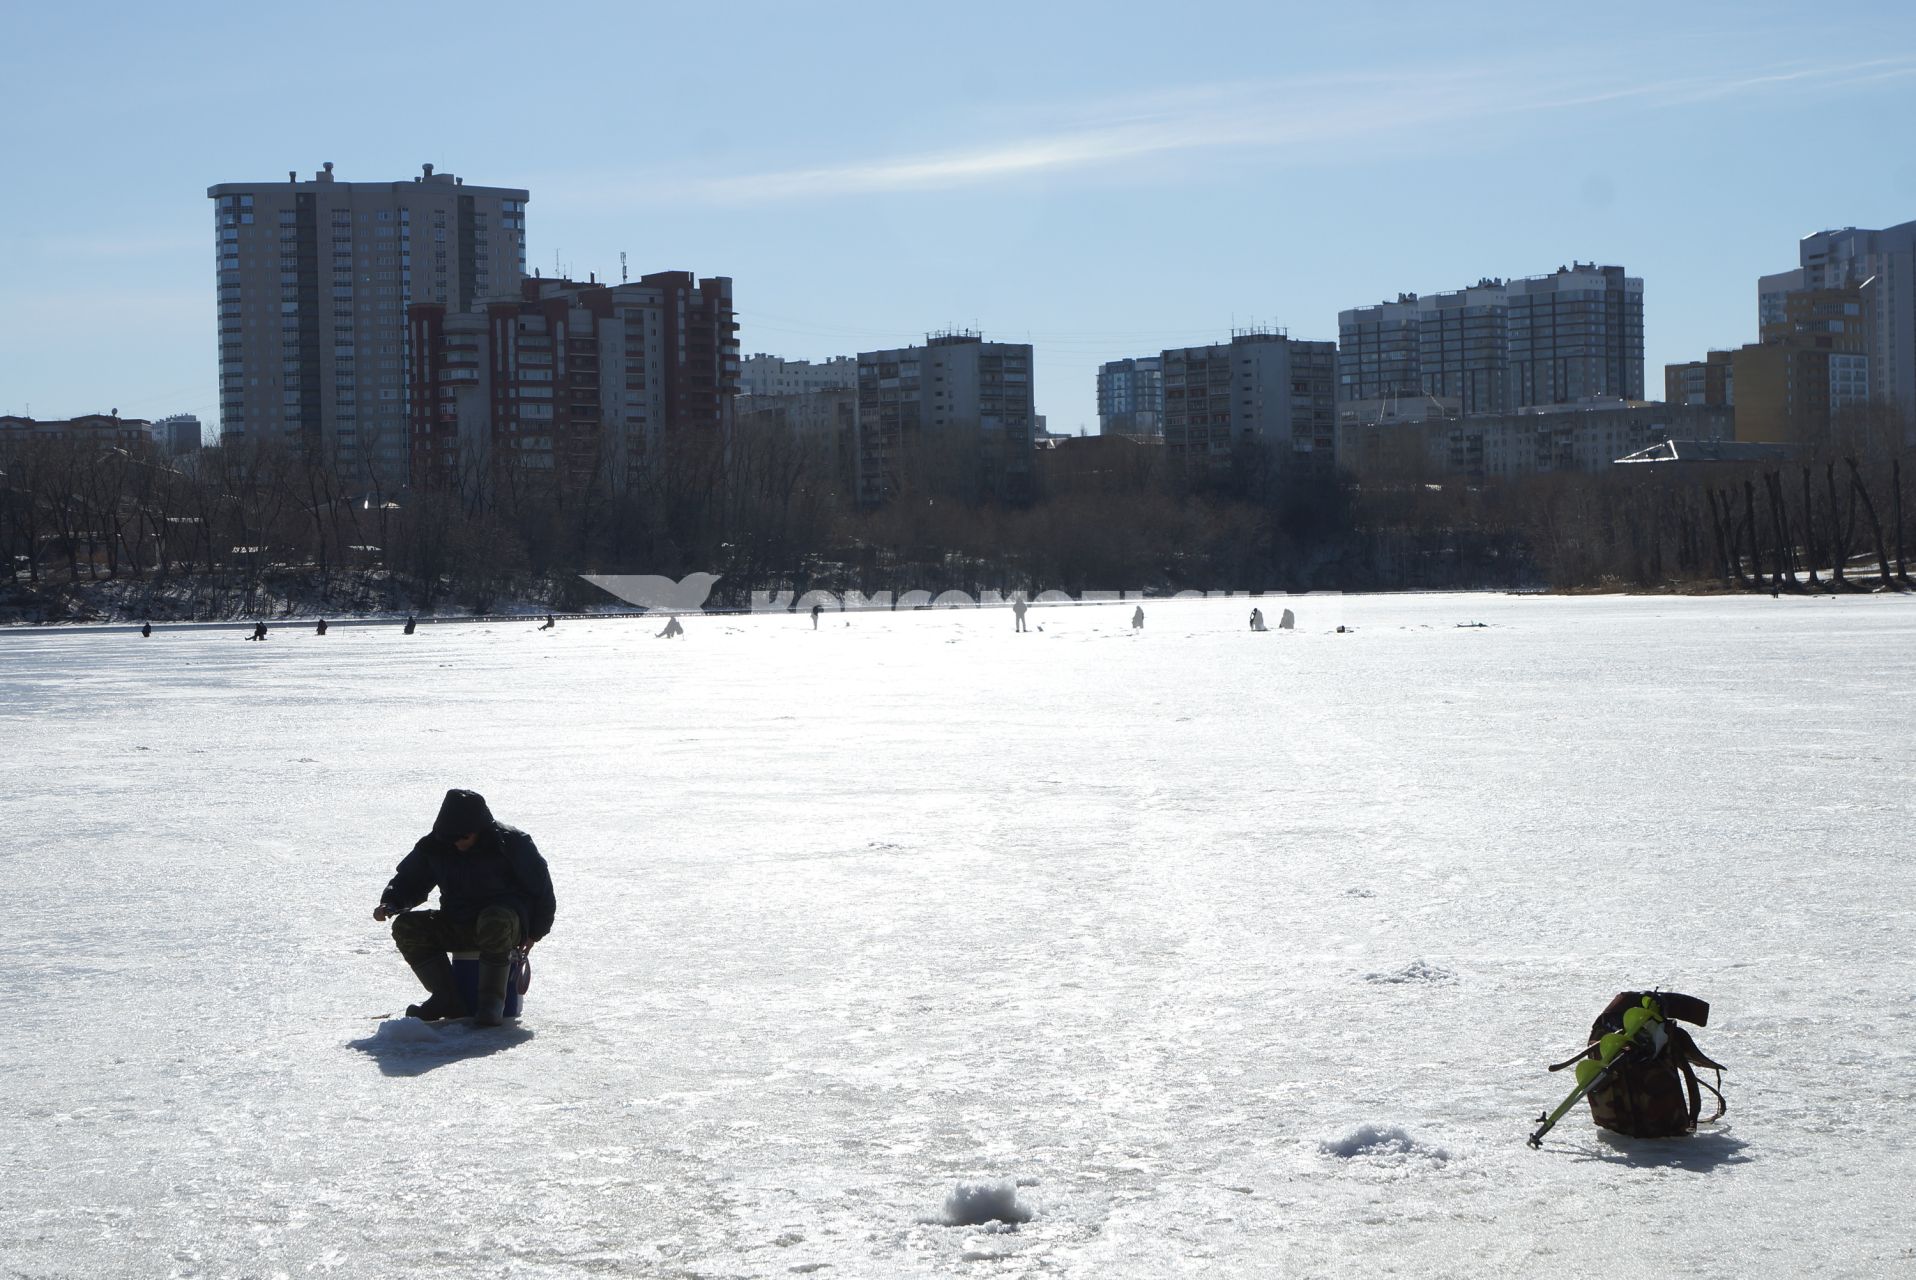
top-left (1505, 263), bottom-right (1645, 408)
top-left (736, 389), bottom-right (857, 441)
top-left (737, 388), bottom-right (857, 497)
top-left (1760, 281), bottom-right (1873, 348)
top-left (408, 272), bottom-right (737, 490)
top-left (1664, 351), bottom-right (1735, 408)
top-left (1416, 281), bottom-right (1510, 416)
top-left (1758, 269), bottom-right (1805, 332)
top-left (734, 356), bottom-right (858, 491)
top-left (854, 333), bottom-right (1035, 505)
top-left (1159, 331), bottom-right (1337, 472)
top-left (1341, 264), bottom-right (1643, 423)
top-left (738, 354), bottom-right (857, 397)
top-left (1096, 357), bottom-right (1164, 438)
top-left (1786, 222), bottom-right (1916, 428)
top-left (1731, 347), bottom-right (1870, 446)
top-left (1337, 296), bottom-right (1422, 405)
top-left (208, 163), bottom-right (529, 487)
top-left (1729, 281), bottom-right (1874, 445)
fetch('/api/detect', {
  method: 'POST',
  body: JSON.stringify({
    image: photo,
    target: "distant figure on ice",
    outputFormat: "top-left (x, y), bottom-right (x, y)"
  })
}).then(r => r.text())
top-left (1013, 597), bottom-right (1029, 632)
top-left (248, 621), bottom-right (268, 642)
top-left (1336, 625), bottom-right (1350, 634)
top-left (657, 615), bottom-right (685, 639)
top-left (403, 616), bottom-right (416, 635)
top-left (810, 602), bottom-right (822, 630)
top-left (1279, 608), bottom-right (1295, 631)
top-left (140, 622), bottom-right (152, 638)
top-left (1131, 606), bottom-right (1145, 630)
top-left (316, 618), bottom-right (329, 636)
top-left (1250, 608), bottom-right (1267, 632)
top-left (374, 788), bottom-right (555, 1026)
top-left (539, 613), bottom-right (556, 630)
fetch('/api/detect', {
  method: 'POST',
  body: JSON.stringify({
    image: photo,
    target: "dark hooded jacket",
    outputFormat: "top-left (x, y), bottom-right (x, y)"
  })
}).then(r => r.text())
top-left (380, 789), bottom-right (556, 940)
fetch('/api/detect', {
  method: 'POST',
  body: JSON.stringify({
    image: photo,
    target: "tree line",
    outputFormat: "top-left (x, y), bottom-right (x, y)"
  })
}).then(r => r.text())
top-left (3, 412), bottom-right (1910, 620)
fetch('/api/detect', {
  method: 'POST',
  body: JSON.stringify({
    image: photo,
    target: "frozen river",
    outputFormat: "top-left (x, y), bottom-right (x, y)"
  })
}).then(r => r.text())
top-left (4, 592), bottom-right (1914, 1278)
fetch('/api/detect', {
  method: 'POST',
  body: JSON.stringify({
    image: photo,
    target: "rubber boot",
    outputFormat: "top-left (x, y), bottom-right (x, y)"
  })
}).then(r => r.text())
top-left (474, 960), bottom-right (511, 1027)
top-left (407, 990), bottom-right (467, 1021)
top-left (403, 951), bottom-right (466, 1021)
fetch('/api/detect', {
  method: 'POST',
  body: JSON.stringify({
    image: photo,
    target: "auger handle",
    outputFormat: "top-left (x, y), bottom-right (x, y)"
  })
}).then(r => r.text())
top-left (1528, 1043), bottom-right (1635, 1148)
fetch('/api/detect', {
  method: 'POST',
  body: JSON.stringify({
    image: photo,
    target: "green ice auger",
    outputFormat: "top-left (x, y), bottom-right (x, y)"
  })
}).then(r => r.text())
top-left (1527, 995), bottom-right (1664, 1149)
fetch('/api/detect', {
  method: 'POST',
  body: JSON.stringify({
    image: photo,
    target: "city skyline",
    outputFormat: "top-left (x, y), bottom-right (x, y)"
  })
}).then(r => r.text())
top-left (5, 2), bottom-right (1916, 440)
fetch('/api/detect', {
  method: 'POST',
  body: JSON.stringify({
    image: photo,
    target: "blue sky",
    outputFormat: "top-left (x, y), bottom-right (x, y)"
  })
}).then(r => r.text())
top-left (4, 1), bottom-right (1915, 437)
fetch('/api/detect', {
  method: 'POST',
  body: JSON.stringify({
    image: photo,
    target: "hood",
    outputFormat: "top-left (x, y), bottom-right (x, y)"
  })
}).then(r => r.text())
top-left (431, 788), bottom-right (495, 842)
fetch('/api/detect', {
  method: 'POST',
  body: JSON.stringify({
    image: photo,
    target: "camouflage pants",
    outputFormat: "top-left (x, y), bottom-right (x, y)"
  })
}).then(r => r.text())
top-left (392, 907), bottom-right (521, 967)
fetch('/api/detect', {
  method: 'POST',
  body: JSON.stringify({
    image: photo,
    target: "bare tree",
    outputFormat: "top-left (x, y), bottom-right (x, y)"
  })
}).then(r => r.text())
top-left (1763, 471), bottom-right (1796, 592)
top-left (1845, 458), bottom-right (1896, 590)
top-left (1704, 486), bottom-right (1734, 585)
top-left (0, 440), bottom-right (47, 584)
top-left (1799, 468), bottom-right (1822, 589)
top-left (1895, 457), bottom-right (1910, 584)
top-left (1823, 462), bottom-right (1853, 587)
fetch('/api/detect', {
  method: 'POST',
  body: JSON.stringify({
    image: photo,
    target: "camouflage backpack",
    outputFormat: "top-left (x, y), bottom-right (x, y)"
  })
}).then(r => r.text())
top-left (1548, 990), bottom-right (1727, 1139)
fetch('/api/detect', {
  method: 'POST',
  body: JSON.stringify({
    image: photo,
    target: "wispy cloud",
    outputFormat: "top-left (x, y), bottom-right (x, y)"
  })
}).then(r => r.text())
top-left (1646, 56), bottom-right (1916, 106)
top-left (546, 54), bottom-right (1916, 208)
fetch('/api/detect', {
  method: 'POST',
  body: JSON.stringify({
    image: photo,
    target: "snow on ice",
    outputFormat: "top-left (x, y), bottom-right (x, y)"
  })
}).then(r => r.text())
top-left (938, 1179), bottom-right (1034, 1226)
top-left (3, 592), bottom-right (1915, 1277)
top-left (1364, 958), bottom-right (1458, 985)
top-left (1319, 1124), bottom-right (1450, 1165)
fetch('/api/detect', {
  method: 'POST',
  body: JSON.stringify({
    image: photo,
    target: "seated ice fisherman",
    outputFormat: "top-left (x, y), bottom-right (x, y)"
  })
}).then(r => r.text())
top-left (373, 789), bottom-right (556, 1026)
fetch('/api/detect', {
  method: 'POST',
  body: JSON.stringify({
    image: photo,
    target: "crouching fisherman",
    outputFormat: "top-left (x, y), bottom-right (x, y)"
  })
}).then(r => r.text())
top-left (373, 789), bottom-right (555, 1026)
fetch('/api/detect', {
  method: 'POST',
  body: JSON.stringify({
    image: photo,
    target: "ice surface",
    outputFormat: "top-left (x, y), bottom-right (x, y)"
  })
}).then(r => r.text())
top-left (4, 592), bottom-right (1916, 1277)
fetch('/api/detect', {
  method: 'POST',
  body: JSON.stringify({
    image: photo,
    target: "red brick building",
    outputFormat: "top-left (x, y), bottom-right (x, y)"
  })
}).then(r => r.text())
top-left (409, 272), bottom-right (737, 489)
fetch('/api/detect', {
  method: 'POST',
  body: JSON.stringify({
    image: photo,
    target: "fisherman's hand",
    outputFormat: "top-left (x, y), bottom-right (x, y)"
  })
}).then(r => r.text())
top-left (373, 903), bottom-right (393, 922)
